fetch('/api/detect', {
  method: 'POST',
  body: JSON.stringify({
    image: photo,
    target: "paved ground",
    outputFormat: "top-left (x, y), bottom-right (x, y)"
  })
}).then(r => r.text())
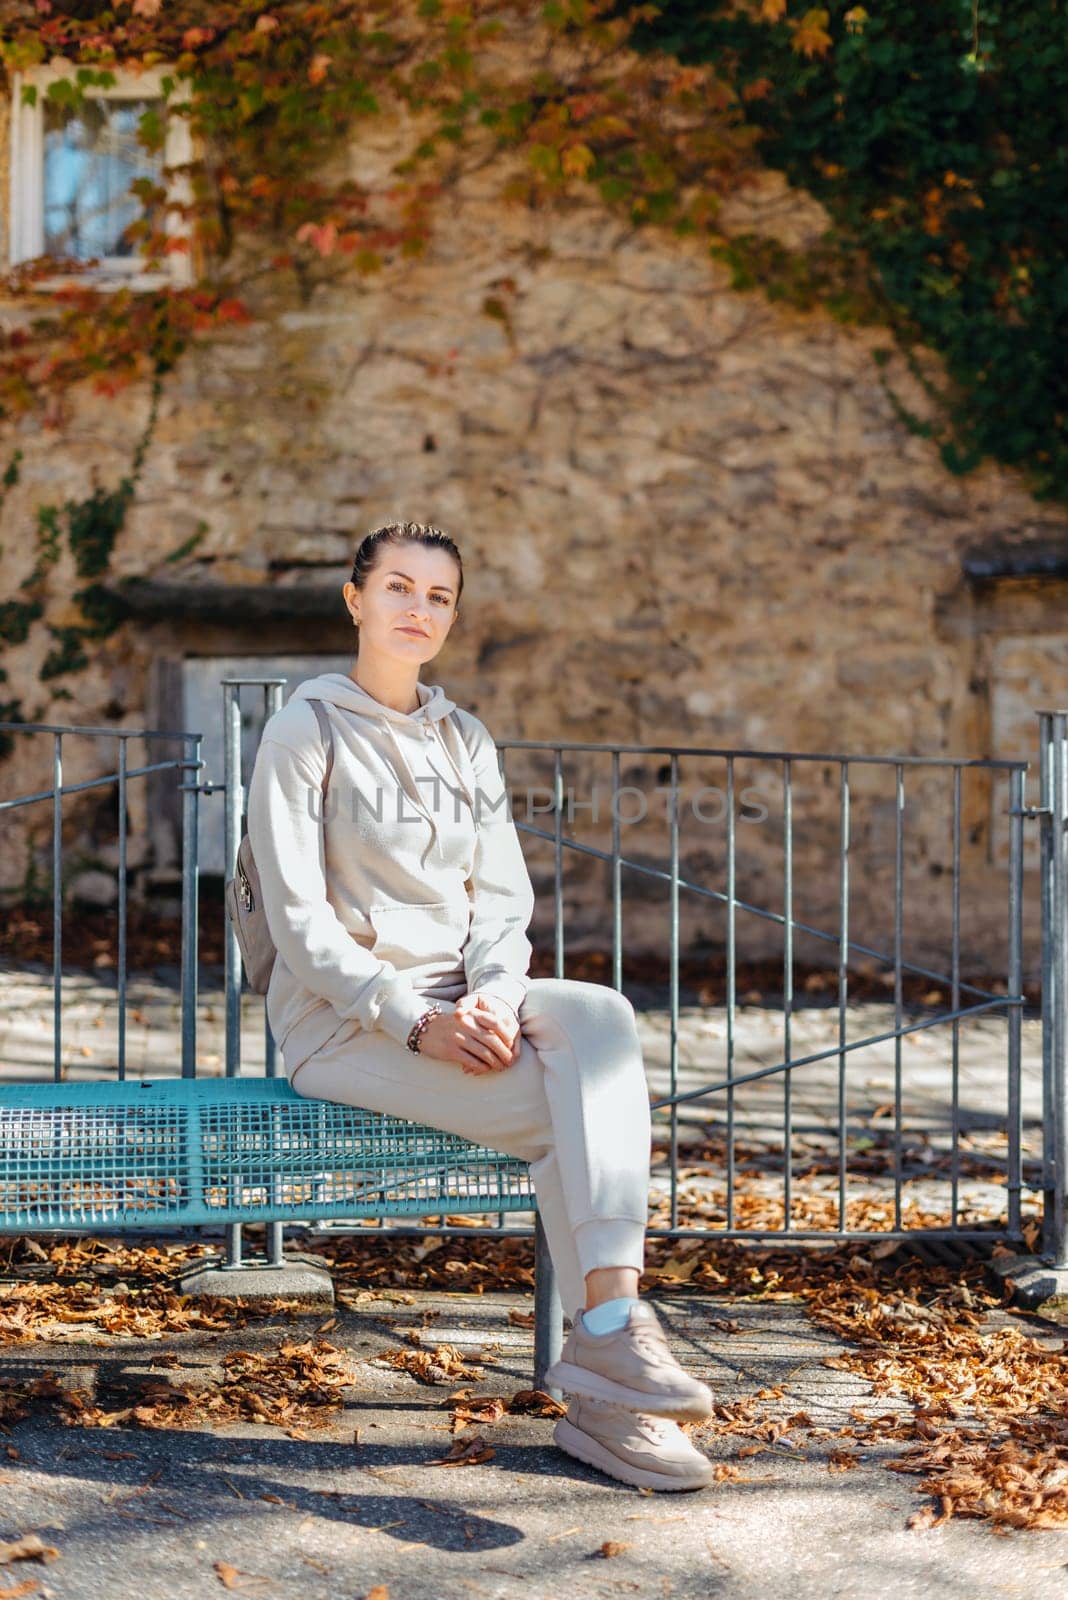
top-left (1, 1282), bottom-right (1066, 1600)
top-left (2, 968), bottom-right (1060, 1595)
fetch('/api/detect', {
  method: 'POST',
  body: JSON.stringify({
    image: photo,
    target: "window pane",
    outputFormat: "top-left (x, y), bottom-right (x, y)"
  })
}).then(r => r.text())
top-left (43, 97), bottom-right (162, 260)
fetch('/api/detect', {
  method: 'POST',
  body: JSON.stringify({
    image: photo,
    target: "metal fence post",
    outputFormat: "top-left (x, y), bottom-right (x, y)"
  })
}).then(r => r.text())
top-left (180, 733), bottom-right (202, 1081)
top-left (1038, 708), bottom-right (1068, 1268)
top-left (1006, 766), bottom-right (1024, 1238)
top-left (262, 680), bottom-right (285, 1081)
top-left (262, 680), bottom-right (285, 1270)
top-left (222, 683), bottom-right (244, 1268)
top-left (223, 683), bottom-right (243, 1084)
top-left (219, 676), bottom-right (288, 1271)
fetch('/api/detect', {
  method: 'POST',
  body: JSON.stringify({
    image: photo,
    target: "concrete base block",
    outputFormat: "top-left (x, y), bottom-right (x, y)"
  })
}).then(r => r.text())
top-left (984, 1251), bottom-right (1068, 1315)
top-left (178, 1250), bottom-right (335, 1308)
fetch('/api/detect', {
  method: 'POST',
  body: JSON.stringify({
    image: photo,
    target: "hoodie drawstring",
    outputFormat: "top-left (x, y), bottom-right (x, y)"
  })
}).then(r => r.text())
top-left (292, 676), bottom-right (477, 875)
top-left (382, 717), bottom-right (476, 873)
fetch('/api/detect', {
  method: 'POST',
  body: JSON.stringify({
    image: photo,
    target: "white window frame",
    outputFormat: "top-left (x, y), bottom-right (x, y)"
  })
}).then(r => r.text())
top-left (9, 63), bottom-right (195, 290)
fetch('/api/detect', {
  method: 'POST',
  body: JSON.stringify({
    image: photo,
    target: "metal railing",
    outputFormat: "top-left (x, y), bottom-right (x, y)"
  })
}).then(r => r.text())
top-left (0, 718), bottom-right (202, 1082)
top-left (1, 691), bottom-right (1064, 1272)
top-left (495, 733), bottom-right (1031, 1249)
top-left (1035, 710), bottom-right (1068, 1267)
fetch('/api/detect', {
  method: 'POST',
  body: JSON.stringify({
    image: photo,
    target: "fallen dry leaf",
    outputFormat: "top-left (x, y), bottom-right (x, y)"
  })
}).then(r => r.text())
top-left (0, 1532), bottom-right (60, 1565)
top-left (449, 1395), bottom-right (508, 1433)
top-left (427, 1434), bottom-right (496, 1467)
top-left (373, 1343), bottom-right (484, 1385)
top-left (507, 1388), bottom-right (567, 1417)
top-left (213, 1559), bottom-right (270, 1589)
top-left (0, 1338), bottom-right (357, 1440)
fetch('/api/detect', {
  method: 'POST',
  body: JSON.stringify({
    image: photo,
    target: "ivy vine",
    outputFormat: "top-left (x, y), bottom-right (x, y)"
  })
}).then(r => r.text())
top-left (0, 375), bottom-right (161, 751)
top-left (621, 0), bottom-right (1068, 502)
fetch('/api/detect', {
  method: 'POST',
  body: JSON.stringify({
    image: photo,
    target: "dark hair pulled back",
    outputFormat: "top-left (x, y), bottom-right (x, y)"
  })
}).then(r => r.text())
top-left (349, 519), bottom-right (463, 651)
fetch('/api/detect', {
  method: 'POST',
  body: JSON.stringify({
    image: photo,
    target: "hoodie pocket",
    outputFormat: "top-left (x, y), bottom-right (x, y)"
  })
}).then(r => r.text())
top-left (367, 898), bottom-right (472, 976)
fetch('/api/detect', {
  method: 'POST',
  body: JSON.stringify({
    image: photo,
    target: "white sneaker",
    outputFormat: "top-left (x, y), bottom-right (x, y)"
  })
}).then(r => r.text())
top-left (553, 1393), bottom-right (716, 1492)
top-left (545, 1299), bottom-right (714, 1421)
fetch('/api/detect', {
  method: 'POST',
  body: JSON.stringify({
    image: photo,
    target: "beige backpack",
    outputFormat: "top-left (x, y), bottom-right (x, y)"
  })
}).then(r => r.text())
top-left (224, 698), bottom-right (334, 994)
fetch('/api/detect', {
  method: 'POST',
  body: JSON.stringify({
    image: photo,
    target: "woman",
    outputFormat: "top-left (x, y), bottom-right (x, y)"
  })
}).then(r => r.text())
top-left (246, 519), bottom-right (716, 1492)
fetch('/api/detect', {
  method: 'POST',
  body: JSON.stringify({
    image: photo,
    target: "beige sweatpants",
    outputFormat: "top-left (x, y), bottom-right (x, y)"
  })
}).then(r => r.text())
top-left (288, 977), bottom-right (653, 1322)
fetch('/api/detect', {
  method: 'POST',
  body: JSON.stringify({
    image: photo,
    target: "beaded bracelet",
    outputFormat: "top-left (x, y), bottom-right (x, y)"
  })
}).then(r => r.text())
top-left (406, 1003), bottom-right (442, 1054)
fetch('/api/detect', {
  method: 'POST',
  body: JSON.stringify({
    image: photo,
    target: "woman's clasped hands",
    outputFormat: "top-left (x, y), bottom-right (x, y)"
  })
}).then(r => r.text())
top-left (417, 991), bottom-right (522, 1075)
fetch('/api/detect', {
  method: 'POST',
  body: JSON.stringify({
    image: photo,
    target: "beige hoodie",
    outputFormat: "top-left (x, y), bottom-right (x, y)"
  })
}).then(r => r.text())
top-left (245, 670), bottom-right (535, 1081)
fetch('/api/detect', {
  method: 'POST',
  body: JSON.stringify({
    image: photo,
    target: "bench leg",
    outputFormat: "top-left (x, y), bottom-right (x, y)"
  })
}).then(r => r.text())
top-left (532, 1209), bottom-right (564, 1395)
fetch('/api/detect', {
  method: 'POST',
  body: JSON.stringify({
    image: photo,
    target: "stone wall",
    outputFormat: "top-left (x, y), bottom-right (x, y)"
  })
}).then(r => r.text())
top-left (0, 109), bottom-right (1063, 985)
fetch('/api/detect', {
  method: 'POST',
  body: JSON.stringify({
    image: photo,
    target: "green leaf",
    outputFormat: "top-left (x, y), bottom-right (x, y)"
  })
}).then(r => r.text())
top-left (45, 78), bottom-right (81, 109)
top-left (137, 106), bottom-right (165, 153)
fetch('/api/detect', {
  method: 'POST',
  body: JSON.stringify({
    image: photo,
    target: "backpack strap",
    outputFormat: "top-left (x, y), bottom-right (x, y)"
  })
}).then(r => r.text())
top-left (308, 697), bottom-right (335, 790)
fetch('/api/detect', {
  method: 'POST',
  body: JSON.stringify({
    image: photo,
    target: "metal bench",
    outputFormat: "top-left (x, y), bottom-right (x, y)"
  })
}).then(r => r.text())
top-left (0, 1076), bottom-right (563, 1384)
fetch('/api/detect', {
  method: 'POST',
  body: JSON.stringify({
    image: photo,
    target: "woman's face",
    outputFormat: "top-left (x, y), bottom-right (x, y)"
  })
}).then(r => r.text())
top-left (344, 542), bottom-right (460, 663)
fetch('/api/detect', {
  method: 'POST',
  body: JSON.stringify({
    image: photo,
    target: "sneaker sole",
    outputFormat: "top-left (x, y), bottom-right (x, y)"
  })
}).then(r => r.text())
top-left (553, 1416), bottom-right (715, 1492)
top-left (544, 1359), bottom-right (713, 1423)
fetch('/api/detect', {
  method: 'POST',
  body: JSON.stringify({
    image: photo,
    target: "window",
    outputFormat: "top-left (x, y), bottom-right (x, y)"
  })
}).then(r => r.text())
top-left (9, 64), bottom-right (193, 288)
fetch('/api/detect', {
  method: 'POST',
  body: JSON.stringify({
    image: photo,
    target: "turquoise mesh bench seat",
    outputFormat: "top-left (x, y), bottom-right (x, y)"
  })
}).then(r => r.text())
top-left (0, 1078), bottom-right (536, 1232)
